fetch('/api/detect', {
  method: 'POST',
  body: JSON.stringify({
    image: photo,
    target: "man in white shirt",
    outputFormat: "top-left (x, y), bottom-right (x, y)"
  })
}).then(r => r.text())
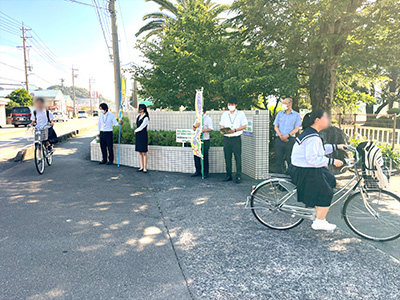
top-left (192, 108), bottom-right (213, 178)
top-left (219, 97), bottom-right (248, 183)
top-left (97, 103), bottom-right (122, 165)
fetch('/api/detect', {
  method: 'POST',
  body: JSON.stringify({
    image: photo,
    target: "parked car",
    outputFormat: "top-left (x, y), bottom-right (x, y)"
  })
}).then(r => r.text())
top-left (11, 106), bottom-right (33, 127)
top-left (93, 110), bottom-right (99, 116)
top-left (78, 110), bottom-right (88, 118)
top-left (53, 111), bottom-right (68, 122)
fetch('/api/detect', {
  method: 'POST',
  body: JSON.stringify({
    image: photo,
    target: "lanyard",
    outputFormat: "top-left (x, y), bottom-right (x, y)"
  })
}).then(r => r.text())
top-left (102, 113), bottom-right (108, 128)
top-left (228, 112), bottom-right (237, 128)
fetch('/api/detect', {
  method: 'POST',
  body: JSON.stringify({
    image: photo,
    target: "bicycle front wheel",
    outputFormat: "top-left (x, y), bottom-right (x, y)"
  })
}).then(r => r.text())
top-left (250, 179), bottom-right (303, 230)
top-left (343, 189), bottom-right (400, 241)
top-left (34, 143), bottom-right (45, 175)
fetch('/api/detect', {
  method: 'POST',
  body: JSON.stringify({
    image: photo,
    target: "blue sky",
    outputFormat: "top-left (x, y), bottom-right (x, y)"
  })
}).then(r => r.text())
top-left (0, 0), bottom-right (232, 100)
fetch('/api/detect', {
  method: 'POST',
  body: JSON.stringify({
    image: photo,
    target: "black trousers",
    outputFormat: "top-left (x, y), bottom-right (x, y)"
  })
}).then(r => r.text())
top-left (275, 136), bottom-right (295, 174)
top-left (224, 136), bottom-right (242, 176)
top-left (100, 131), bottom-right (114, 163)
top-left (194, 139), bottom-right (210, 175)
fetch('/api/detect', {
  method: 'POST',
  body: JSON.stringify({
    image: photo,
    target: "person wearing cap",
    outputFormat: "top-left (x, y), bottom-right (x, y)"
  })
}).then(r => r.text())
top-left (192, 107), bottom-right (213, 178)
top-left (219, 97), bottom-right (248, 183)
top-left (273, 97), bottom-right (302, 173)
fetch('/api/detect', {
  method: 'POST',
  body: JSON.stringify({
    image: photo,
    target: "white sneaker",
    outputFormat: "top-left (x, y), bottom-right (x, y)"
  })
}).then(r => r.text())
top-left (312, 219), bottom-right (337, 231)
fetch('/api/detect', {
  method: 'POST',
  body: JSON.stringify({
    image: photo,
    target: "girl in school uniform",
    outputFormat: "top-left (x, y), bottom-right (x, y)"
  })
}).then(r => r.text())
top-left (135, 104), bottom-right (149, 173)
top-left (288, 109), bottom-right (345, 231)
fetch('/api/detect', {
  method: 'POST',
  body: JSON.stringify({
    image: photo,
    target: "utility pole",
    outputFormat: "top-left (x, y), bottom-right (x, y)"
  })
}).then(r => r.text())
top-left (89, 77), bottom-right (95, 116)
top-left (133, 79), bottom-right (138, 109)
top-left (109, 0), bottom-right (122, 112)
top-left (72, 66), bottom-right (78, 117)
top-left (60, 78), bottom-right (65, 87)
top-left (20, 22), bottom-right (31, 93)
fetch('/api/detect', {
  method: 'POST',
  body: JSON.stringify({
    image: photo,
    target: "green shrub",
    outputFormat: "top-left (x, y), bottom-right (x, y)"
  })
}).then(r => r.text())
top-left (111, 117), bottom-right (224, 147)
top-left (387, 108), bottom-right (400, 115)
top-left (349, 136), bottom-right (400, 167)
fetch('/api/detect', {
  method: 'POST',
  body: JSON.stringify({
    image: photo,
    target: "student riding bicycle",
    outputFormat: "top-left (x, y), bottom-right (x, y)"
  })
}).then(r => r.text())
top-left (31, 97), bottom-right (58, 150)
top-left (287, 109), bottom-right (345, 231)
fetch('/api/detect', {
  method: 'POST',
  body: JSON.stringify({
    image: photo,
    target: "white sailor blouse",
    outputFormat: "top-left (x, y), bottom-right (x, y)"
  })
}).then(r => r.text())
top-left (291, 127), bottom-right (337, 168)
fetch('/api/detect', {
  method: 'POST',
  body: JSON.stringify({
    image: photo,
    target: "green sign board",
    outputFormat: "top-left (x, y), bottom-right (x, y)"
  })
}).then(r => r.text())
top-left (176, 129), bottom-right (193, 143)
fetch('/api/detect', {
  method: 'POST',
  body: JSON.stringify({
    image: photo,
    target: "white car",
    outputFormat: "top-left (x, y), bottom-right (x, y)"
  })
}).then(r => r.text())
top-left (53, 111), bottom-right (68, 122)
top-left (78, 110), bottom-right (88, 118)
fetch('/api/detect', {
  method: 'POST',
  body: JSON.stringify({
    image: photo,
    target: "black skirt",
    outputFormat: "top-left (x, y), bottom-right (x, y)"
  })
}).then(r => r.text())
top-left (135, 130), bottom-right (148, 152)
top-left (287, 165), bottom-right (336, 207)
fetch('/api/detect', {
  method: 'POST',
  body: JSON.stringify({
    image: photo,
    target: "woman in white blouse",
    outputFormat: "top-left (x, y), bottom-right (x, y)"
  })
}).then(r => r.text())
top-left (134, 104), bottom-right (149, 173)
top-left (288, 109), bottom-right (345, 232)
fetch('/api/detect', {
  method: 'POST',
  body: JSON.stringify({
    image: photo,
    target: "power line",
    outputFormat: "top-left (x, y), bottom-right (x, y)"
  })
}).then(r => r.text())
top-left (117, 0), bottom-right (132, 60)
top-left (0, 19), bottom-right (20, 34)
top-left (93, 0), bottom-right (112, 55)
top-left (64, 0), bottom-right (106, 9)
top-left (0, 11), bottom-right (21, 26)
top-left (0, 62), bottom-right (24, 72)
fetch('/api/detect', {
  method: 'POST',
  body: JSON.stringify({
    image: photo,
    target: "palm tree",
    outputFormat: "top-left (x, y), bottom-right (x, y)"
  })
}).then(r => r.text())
top-left (136, 0), bottom-right (229, 40)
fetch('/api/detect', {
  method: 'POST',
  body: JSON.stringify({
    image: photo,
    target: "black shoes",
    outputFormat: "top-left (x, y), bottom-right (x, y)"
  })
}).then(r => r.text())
top-left (235, 176), bottom-right (241, 184)
top-left (223, 175), bottom-right (233, 182)
top-left (99, 161), bottom-right (107, 165)
top-left (106, 162), bottom-right (113, 165)
top-left (137, 169), bottom-right (143, 172)
top-left (191, 172), bottom-right (201, 177)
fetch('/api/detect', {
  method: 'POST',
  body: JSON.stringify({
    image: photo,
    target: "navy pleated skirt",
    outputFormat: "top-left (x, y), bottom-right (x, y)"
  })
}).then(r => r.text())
top-left (287, 165), bottom-right (336, 207)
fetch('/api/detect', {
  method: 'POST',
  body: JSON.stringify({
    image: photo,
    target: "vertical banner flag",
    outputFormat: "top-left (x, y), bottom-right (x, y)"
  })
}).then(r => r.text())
top-left (118, 77), bottom-right (126, 167)
top-left (121, 77), bottom-right (127, 111)
top-left (191, 89), bottom-right (203, 158)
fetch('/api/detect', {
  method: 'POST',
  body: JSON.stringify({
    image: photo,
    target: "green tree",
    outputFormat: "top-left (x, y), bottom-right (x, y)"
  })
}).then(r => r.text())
top-left (136, 0), bottom-right (228, 40)
top-left (5, 89), bottom-right (32, 115)
top-left (232, 0), bottom-right (400, 114)
top-left (132, 0), bottom-right (230, 110)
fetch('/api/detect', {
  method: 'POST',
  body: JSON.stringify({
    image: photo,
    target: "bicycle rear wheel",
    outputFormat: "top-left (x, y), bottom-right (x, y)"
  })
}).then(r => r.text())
top-left (250, 179), bottom-right (303, 230)
top-left (343, 189), bottom-right (400, 241)
top-left (34, 143), bottom-right (45, 175)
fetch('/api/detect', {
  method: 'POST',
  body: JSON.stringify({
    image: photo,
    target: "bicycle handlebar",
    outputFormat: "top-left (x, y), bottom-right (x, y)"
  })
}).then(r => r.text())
top-left (340, 145), bottom-right (360, 172)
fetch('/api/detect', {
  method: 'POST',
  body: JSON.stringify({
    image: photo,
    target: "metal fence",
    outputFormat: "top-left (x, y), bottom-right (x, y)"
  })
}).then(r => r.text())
top-left (332, 113), bottom-right (400, 148)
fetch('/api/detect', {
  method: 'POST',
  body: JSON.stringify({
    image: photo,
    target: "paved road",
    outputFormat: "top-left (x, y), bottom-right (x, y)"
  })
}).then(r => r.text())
top-left (0, 129), bottom-right (399, 299)
top-left (0, 118), bottom-right (97, 173)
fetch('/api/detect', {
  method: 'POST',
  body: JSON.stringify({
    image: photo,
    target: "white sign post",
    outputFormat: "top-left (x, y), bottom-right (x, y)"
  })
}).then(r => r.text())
top-left (176, 129), bottom-right (193, 147)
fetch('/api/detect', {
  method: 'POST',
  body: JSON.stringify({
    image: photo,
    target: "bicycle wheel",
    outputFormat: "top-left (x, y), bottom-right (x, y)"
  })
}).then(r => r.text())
top-left (45, 147), bottom-right (53, 166)
top-left (250, 179), bottom-right (303, 230)
top-left (34, 143), bottom-right (45, 175)
top-left (343, 189), bottom-right (400, 241)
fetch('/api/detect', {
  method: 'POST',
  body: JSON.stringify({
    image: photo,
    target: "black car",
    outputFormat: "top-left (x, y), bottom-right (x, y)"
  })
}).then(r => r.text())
top-left (93, 110), bottom-right (99, 116)
top-left (11, 106), bottom-right (33, 127)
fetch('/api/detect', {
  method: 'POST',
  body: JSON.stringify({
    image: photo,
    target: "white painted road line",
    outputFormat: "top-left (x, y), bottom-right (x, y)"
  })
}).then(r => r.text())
top-left (0, 144), bottom-right (32, 158)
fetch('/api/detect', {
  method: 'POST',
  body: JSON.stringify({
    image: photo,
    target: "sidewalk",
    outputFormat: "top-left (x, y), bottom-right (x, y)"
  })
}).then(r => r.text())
top-left (0, 130), bottom-right (399, 299)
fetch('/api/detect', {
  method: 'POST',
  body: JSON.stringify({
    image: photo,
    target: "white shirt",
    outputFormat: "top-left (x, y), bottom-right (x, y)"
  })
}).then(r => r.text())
top-left (291, 136), bottom-right (336, 168)
top-left (32, 109), bottom-right (54, 129)
top-left (193, 114), bottom-right (213, 140)
top-left (98, 111), bottom-right (119, 133)
top-left (135, 115), bottom-right (149, 133)
top-left (219, 110), bottom-right (248, 137)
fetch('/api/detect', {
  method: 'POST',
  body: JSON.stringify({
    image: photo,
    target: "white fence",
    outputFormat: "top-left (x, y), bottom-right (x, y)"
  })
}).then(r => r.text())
top-left (341, 125), bottom-right (400, 146)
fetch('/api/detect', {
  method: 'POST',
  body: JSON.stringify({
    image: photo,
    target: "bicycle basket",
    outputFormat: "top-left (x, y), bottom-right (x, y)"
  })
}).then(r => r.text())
top-left (34, 128), bottom-right (48, 141)
top-left (362, 157), bottom-right (391, 189)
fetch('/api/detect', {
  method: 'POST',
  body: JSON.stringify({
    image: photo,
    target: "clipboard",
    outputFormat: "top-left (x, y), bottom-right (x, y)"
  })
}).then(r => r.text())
top-left (220, 127), bottom-right (232, 134)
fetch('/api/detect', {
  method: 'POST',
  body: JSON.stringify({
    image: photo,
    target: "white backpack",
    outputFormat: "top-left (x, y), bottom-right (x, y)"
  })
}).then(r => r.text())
top-left (357, 142), bottom-right (389, 189)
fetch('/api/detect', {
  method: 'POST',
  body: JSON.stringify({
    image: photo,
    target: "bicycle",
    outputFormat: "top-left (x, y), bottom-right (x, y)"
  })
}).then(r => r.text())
top-left (26, 125), bottom-right (54, 175)
top-left (246, 146), bottom-right (400, 241)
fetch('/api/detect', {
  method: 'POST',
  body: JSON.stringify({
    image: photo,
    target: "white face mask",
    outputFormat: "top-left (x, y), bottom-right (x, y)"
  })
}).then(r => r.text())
top-left (228, 105), bottom-right (236, 112)
top-left (99, 109), bottom-right (105, 114)
top-left (281, 104), bottom-right (288, 110)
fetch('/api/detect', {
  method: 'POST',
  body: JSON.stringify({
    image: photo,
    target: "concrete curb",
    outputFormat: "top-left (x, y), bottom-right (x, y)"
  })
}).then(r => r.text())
top-left (13, 125), bottom-right (95, 162)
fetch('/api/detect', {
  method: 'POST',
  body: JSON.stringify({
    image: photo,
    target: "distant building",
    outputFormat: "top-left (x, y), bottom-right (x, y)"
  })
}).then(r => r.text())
top-left (30, 90), bottom-right (66, 113)
top-left (76, 97), bottom-right (99, 113)
top-left (0, 97), bottom-right (10, 126)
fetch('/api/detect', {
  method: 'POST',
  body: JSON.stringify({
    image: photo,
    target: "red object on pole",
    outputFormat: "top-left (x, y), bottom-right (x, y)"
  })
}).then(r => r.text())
top-left (96, 91), bottom-right (99, 98)
top-left (89, 91), bottom-right (91, 98)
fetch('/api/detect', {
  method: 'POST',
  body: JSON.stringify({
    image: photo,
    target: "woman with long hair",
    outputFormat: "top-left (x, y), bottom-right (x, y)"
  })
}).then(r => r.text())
top-left (288, 109), bottom-right (345, 231)
top-left (135, 104), bottom-right (149, 173)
